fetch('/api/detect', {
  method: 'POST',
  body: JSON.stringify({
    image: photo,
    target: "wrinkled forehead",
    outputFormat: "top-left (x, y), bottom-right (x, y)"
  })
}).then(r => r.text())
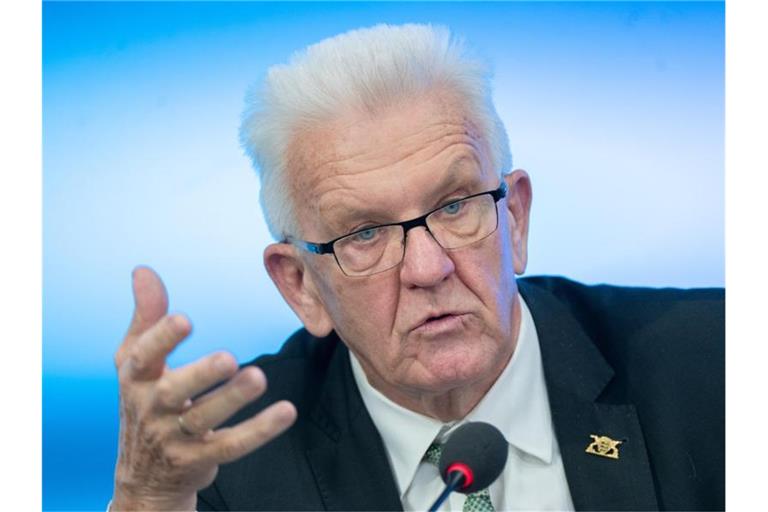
top-left (285, 91), bottom-right (496, 239)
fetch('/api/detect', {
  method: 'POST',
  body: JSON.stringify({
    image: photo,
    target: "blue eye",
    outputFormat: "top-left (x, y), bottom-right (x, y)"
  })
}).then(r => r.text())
top-left (442, 201), bottom-right (462, 215)
top-left (354, 228), bottom-right (378, 242)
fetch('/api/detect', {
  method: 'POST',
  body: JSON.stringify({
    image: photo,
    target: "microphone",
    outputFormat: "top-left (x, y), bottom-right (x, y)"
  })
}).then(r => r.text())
top-left (428, 422), bottom-right (508, 512)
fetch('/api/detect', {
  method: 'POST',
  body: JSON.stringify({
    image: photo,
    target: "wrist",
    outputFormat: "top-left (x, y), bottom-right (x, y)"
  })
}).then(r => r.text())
top-left (111, 486), bottom-right (196, 511)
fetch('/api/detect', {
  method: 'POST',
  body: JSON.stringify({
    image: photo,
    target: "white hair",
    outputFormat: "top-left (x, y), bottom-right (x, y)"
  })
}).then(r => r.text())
top-left (239, 23), bottom-right (512, 240)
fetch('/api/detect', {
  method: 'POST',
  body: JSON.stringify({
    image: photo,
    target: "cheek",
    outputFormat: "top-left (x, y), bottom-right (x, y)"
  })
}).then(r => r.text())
top-left (324, 272), bottom-right (401, 343)
top-left (465, 235), bottom-right (513, 286)
top-left (455, 233), bottom-right (518, 325)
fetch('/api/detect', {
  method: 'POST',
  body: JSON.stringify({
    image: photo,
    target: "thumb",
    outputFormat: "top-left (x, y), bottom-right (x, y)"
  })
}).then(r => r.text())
top-left (125, 265), bottom-right (169, 338)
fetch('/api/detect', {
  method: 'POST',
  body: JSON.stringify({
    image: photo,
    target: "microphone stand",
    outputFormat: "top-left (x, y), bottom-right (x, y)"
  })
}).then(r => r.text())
top-left (428, 471), bottom-right (465, 512)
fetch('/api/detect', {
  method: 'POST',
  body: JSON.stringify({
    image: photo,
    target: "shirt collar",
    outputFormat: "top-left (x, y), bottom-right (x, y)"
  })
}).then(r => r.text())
top-left (349, 351), bottom-right (446, 497)
top-left (465, 295), bottom-right (554, 464)
top-left (349, 294), bottom-right (554, 498)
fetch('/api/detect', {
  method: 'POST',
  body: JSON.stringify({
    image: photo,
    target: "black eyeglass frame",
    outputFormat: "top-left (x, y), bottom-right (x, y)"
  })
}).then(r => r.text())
top-left (286, 181), bottom-right (508, 270)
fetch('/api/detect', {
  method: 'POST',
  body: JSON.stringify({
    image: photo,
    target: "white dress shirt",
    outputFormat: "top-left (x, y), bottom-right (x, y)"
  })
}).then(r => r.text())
top-left (350, 295), bottom-right (575, 511)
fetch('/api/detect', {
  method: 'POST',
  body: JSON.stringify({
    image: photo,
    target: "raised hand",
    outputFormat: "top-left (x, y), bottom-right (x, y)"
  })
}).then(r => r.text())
top-left (110, 267), bottom-right (297, 511)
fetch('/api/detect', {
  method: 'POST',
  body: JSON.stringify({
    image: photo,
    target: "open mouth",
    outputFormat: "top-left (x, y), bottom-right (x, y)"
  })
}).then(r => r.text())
top-left (415, 313), bottom-right (466, 334)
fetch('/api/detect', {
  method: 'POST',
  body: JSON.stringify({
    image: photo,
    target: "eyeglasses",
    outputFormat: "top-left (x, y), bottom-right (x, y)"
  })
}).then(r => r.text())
top-left (288, 182), bottom-right (507, 277)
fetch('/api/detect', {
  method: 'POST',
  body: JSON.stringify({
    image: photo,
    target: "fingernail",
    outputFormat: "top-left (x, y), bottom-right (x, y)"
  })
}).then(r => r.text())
top-left (237, 366), bottom-right (264, 391)
top-left (215, 354), bottom-right (234, 372)
top-left (278, 401), bottom-right (297, 423)
top-left (170, 315), bottom-right (188, 333)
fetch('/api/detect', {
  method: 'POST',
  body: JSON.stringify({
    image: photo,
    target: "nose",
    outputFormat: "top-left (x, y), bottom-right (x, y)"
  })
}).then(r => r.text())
top-left (399, 226), bottom-right (455, 288)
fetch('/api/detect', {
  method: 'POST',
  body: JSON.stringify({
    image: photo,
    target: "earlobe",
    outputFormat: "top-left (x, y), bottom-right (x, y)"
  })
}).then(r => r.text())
top-left (264, 243), bottom-right (334, 337)
top-left (503, 170), bottom-right (533, 275)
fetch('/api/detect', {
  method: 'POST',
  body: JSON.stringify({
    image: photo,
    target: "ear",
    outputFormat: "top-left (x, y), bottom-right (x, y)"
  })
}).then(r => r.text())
top-left (264, 243), bottom-right (334, 337)
top-left (503, 169), bottom-right (533, 275)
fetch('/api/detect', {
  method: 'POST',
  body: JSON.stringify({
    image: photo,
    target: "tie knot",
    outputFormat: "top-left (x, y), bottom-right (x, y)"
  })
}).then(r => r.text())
top-left (424, 442), bottom-right (442, 466)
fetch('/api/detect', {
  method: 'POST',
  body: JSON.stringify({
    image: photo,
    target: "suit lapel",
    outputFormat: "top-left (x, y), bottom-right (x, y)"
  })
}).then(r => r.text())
top-left (519, 279), bottom-right (659, 511)
top-left (302, 280), bottom-right (659, 511)
top-left (305, 339), bottom-right (403, 511)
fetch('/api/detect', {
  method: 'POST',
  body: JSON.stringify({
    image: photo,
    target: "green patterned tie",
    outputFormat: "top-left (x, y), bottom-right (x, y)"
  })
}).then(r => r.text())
top-left (424, 443), bottom-right (496, 512)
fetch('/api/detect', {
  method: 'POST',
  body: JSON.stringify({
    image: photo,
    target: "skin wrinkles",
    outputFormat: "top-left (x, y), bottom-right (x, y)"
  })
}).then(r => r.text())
top-left (287, 93), bottom-right (488, 239)
top-left (300, 130), bottom-right (485, 239)
top-left (271, 89), bottom-right (530, 421)
top-left (393, 208), bottom-right (520, 408)
top-left (336, 121), bottom-right (472, 169)
top-left (316, 153), bottom-right (485, 238)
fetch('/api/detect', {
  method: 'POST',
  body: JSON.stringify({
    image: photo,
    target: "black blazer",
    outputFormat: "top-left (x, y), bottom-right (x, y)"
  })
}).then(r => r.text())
top-left (198, 276), bottom-right (724, 511)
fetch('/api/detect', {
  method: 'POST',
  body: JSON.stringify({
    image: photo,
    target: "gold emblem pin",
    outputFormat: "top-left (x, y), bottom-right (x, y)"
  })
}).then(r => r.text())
top-left (585, 434), bottom-right (622, 459)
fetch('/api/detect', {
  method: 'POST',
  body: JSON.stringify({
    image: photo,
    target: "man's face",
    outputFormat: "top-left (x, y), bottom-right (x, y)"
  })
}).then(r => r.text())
top-left (280, 90), bottom-right (530, 411)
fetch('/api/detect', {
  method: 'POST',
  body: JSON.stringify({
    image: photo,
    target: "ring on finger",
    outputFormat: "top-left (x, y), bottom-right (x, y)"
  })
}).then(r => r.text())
top-left (177, 414), bottom-right (200, 437)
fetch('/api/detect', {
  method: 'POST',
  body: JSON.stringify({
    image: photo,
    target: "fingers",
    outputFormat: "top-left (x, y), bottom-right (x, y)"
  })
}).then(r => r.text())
top-left (176, 367), bottom-right (268, 434)
top-left (201, 400), bottom-right (297, 464)
top-left (115, 266), bottom-right (171, 369)
top-left (124, 313), bottom-right (192, 381)
top-left (126, 266), bottom-right (169, 339)
top-left (153, 352), bottom-right (239, 411)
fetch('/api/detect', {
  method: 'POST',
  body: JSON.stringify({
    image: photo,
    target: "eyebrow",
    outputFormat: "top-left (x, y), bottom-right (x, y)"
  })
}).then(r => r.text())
top-left (320, 156), bottom-right (483, 236)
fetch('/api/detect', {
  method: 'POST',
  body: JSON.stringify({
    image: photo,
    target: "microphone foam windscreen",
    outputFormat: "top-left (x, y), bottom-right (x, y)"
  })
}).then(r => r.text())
top-left (438, 421), bottom-right (508, 494)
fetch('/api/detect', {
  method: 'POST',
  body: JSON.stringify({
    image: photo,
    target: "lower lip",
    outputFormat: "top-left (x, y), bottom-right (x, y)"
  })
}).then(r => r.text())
top-left (414, 314), bottom-right (467, 335)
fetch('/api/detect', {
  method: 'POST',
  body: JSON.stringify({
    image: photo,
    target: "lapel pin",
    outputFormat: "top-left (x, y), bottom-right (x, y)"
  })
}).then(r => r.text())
top-left (585, 434), bottom-right (622, 460)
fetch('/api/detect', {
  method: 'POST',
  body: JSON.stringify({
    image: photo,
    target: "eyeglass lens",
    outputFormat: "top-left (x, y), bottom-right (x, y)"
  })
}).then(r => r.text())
top-left (333, 193), bottom-right (498, 276)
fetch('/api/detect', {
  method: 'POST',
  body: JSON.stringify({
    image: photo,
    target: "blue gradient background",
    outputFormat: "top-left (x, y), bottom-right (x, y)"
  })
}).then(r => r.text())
top-left (43, 2), bottom-right (724, 510)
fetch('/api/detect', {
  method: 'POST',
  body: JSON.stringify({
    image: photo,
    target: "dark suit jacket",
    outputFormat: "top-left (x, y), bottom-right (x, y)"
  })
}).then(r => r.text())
top-left (198, 276), bottom-right (724, 511)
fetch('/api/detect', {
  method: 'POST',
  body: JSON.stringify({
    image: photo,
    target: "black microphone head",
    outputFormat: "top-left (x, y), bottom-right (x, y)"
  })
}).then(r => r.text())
top-left (438, 421), bottom-right (508, 494)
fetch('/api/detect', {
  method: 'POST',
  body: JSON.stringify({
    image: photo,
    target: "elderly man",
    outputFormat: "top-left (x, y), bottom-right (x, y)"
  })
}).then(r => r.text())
top-left (110, 24), bottom-right (724, 511)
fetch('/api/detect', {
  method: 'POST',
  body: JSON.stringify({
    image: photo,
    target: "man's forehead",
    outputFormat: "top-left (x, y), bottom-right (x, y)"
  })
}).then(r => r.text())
top-left (285, 91), bottom-right (495, 237)
top-left (312, 156), bottom-right (493, 241)
top-left (319, 156), bottom-right (484, 217)
top-left (288, 89), bottom-right (480, 171)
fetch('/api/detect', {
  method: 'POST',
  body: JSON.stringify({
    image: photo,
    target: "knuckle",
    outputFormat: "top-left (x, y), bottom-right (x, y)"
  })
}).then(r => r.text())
top-left (153, 380), bottom-right (178, 409)
top-left (114, 333), bottom-right (138, 367)
top-left (219, 437), bottom-right (248, 462)
top-left (142, 317), bottom-right (175, 355)
top-left (229, 382), bottom-right (251, 404)
top-left (162, 315), bottom-right (178, 336)
top-left (161, 314), bottom-right (187, 342)
top-left (182, 408), bottom-right (205, 433)
top-left (251, 419), bottom-right (273, 444)
top-left (200, 358), bottom-right (222, 383)
top-left (129, 351), bottom-right (150, 375)
top-left (163, 446), bottom-right (192, 470)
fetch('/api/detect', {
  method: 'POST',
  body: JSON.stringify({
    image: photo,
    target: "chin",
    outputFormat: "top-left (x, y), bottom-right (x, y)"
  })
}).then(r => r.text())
top-left (413, 347), bottom-right (498, 393)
